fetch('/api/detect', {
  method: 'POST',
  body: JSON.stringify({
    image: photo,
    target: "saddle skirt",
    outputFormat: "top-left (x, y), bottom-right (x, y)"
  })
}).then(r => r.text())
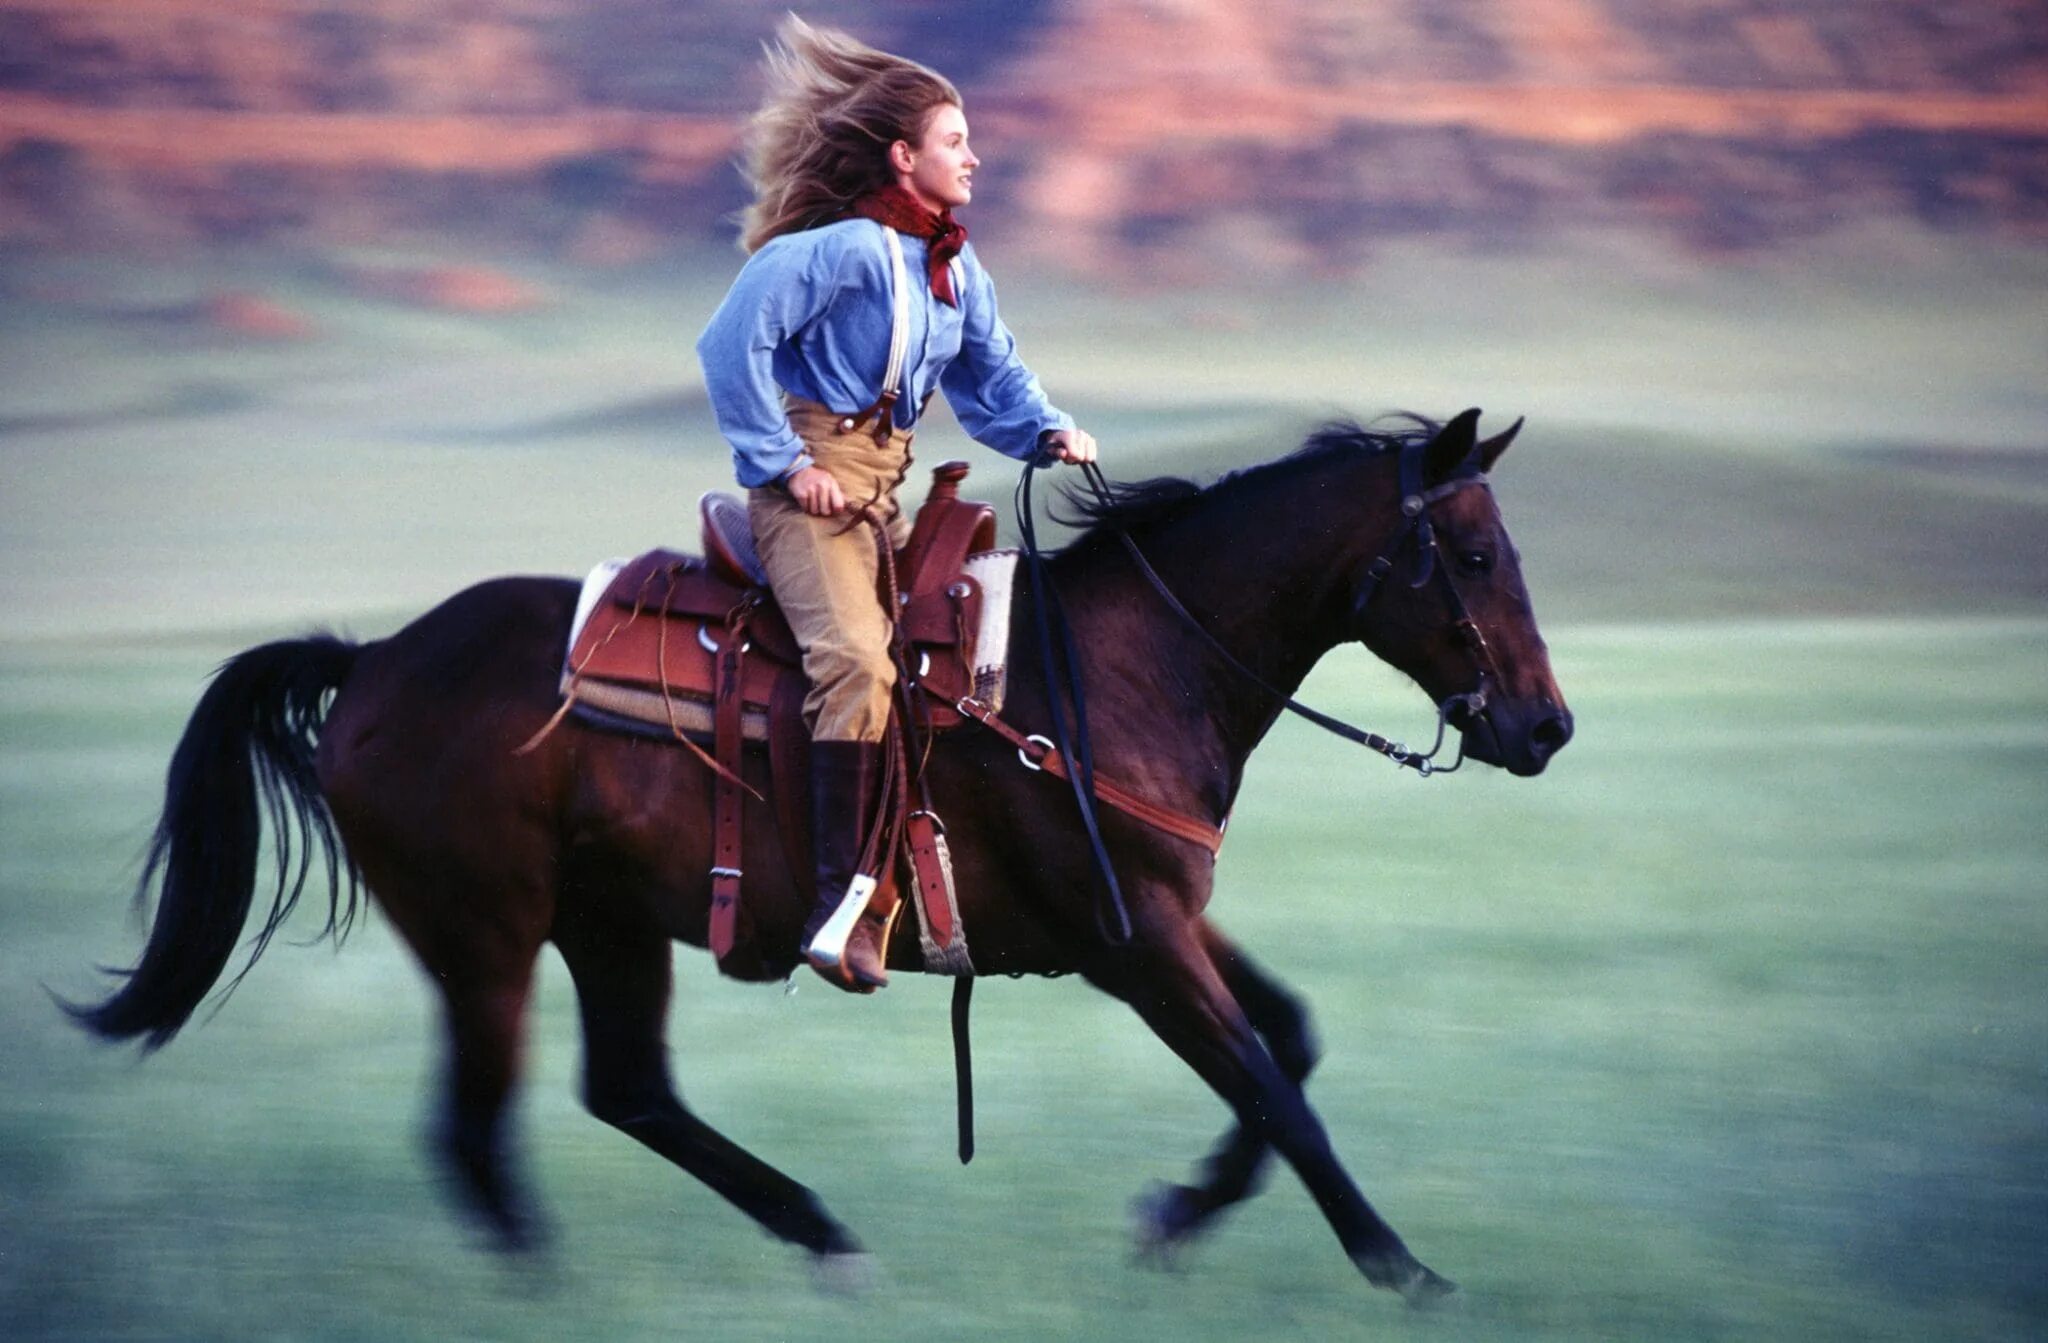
top-left (556, 463), bottom-right (1015, 742)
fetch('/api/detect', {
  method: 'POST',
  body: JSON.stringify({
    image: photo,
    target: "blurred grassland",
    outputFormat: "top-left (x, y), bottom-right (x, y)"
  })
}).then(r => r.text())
top-left (5, 622), bottom-right (2044, 1341)
top-left (2, 231), bottom-right (2046, 1340)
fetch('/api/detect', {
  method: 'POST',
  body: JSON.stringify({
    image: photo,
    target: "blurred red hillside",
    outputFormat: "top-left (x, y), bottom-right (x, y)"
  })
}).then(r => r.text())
top-left (1, 0), bottom-right (2043, 271)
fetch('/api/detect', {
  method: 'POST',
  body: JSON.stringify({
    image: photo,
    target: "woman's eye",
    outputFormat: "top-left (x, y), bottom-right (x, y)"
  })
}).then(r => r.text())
top-left (1458, 550), bottom-right (1494, 574)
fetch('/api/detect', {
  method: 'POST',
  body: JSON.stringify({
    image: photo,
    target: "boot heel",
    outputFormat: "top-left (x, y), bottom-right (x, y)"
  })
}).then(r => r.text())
top-left (843, 895), bottom-right (900, 990)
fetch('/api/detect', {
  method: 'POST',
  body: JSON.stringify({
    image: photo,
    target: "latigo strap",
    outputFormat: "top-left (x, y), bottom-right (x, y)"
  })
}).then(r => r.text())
top-left (950, 695), bottom-right (1225, 857)
top-left (708, 605), bottom-right (751, 961)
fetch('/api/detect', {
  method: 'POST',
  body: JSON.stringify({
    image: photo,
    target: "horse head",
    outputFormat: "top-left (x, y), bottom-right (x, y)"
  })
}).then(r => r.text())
top-left (1351, 410), bottom-right (1573, 777)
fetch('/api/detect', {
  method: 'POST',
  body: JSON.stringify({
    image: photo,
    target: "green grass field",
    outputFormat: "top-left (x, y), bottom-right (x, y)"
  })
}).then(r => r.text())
top-left (3, 236), bottom-right (2045, 1339)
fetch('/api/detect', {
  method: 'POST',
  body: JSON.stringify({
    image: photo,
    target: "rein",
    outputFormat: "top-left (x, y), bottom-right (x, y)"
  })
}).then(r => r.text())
top-left (1015, 460), bottom-right (1134, 944)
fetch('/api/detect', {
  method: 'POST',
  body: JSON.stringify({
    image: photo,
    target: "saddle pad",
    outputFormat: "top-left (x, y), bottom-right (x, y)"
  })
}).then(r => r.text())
top-left (961, 549), bottom-right (1016, 709)
top-left (559, 550), bottom-right (1019, 741)
top-left (566, 557), bottom-right (630, 653)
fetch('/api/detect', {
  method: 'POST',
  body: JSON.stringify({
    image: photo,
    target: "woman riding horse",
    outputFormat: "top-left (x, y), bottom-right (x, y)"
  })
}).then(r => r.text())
top-left (65, 19), bottom-right (1575, 1306)
top-left (696, 19), bottom-right (1098, 994)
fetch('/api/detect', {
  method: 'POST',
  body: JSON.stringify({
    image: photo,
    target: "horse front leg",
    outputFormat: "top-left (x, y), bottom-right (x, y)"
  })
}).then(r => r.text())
top-left (1132, 920), bottom-right (1318, 1259)
top-left (1086, 920), bottom-right (1453, 1305)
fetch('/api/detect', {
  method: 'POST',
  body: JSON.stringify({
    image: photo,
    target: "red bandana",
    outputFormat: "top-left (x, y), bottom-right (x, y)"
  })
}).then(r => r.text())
top-left (847, 184), bottom-right (968, 306)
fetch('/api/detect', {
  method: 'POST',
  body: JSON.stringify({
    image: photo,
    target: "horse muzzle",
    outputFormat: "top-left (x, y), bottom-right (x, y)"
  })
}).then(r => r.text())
top-left (1456, 698), bottom-right (1573, 777)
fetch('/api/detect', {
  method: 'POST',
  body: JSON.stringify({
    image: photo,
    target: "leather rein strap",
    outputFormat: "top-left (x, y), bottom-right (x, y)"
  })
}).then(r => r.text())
top-left (1015, 459), bottom-right (1137, 943)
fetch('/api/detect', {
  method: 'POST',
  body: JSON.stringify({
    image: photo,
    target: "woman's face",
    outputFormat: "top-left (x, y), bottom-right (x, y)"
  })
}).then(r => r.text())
top-left (893, 103), bottom-right (978, 213)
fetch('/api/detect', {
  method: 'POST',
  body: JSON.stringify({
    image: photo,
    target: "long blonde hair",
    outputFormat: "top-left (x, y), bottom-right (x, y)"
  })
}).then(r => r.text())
top-left (738, 16), bottom-right (961, 253)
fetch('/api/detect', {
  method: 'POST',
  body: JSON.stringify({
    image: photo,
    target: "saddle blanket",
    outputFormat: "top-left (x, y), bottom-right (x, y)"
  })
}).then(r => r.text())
top-left (559, 548), bottom-right (1019, 740)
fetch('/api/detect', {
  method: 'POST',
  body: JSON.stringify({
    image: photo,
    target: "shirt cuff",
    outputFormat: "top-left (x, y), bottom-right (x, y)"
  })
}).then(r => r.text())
top-left (734, 426), bottom-right (810, 487)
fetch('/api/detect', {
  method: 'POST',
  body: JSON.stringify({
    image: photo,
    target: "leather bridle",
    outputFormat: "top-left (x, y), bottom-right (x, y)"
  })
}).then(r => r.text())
top-left (1337, 434), bottom-right (1507, 777)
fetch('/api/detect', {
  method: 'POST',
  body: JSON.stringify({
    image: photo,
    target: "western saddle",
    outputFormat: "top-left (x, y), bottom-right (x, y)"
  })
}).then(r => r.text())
top-left (528, 460), bottom-right (1227, 988)
top-left (536, 461), bottom-right (1003, 982)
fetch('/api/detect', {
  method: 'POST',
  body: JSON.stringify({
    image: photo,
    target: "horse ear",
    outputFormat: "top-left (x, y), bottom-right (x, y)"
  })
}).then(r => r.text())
top-left (1476, 416), bottom-right (1524, 473)
top-left (1423, 408), bottom-right (1482, 484)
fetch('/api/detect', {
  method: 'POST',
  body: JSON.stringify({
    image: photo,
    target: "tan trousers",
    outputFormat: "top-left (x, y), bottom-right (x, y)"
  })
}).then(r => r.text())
top-left (748, 397), bottom-right (915, 743)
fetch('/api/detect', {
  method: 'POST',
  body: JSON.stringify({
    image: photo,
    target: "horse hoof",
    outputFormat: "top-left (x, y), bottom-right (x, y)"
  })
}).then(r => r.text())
top-left (500, 1244), bottom-right (570, 1299)
top-left (1129, 1182), bottom-right (1197, 1270)
top-left (494, 1211), bottom-right (552, 1257)
top-left (1399, 1265), bottom-right (1459, 1310)
top-left (460, 1190), bottom-right (550, 1259)
top-left (1353, 1250), bottom-right (1458, 1307)
top-left (808, 1249), bottom-right (880, 1298)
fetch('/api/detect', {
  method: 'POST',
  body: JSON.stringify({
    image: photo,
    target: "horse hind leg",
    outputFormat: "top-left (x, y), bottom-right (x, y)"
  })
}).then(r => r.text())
top-left (364, 863), bottom-right (553, 1254)
top-left (551, 891), bottom-right (866, 1269)
top-left (1134, 921), bottom-right (1319, 1260)
top-left (436, 963), bottom-right (547, 1252)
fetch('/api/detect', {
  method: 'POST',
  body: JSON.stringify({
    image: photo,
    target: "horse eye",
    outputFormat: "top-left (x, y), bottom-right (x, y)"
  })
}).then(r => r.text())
top-left (1458, 550), bottom-right (1494, 574)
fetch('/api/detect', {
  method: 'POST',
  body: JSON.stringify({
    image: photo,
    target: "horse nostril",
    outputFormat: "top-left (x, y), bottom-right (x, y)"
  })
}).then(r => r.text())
top-left (1531, 712), bottom-right (1572, 754)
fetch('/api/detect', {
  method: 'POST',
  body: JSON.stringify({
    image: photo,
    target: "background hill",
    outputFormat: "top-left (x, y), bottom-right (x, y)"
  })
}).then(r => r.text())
top-left (2, 0), bottom-right (2044, 271)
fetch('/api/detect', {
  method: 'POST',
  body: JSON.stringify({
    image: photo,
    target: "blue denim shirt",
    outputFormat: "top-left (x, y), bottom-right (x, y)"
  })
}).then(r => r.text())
top-left (696, 219), bottom-right (1075, 487)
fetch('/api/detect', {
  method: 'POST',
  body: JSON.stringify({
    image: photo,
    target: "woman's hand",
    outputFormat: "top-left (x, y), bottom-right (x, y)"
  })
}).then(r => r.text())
top-left (785, 465), bottom-right (847, 517)
top-left (1044, 428), bottom-right (1098, 465)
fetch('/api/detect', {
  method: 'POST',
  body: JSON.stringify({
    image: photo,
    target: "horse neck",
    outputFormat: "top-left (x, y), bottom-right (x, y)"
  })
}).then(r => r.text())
top-left (1056, 463), bottom-right (1378, 763)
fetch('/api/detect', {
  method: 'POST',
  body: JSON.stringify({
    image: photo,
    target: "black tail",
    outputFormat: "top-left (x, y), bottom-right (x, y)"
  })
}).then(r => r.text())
top-left (65, 635), bottom-right (362, 1049)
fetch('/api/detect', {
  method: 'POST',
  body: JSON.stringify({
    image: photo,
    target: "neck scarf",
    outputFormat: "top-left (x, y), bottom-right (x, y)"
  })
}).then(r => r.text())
top-left (847, 184), bottom-right (968, 307)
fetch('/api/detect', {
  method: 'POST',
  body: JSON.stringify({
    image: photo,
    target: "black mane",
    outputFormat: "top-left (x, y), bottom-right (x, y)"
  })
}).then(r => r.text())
top-left (1055, 413), bottom-right (1443, 540)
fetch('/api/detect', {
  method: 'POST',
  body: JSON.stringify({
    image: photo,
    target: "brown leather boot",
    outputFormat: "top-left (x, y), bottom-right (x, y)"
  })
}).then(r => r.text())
top-left (801, 740), bottom-right (890, 992)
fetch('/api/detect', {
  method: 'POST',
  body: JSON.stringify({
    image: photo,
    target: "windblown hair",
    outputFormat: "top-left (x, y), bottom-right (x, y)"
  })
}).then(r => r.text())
top-left (738, 16), bottom-right (961, 253)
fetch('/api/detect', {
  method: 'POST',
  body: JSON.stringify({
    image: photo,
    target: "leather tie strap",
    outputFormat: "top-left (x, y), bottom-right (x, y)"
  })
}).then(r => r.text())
top-left (952, 696), bottom-right (1225, 857)
top-left (708, 609), bottom-right (750, 962)
top-left (905, 806), bottom-right (973, 978)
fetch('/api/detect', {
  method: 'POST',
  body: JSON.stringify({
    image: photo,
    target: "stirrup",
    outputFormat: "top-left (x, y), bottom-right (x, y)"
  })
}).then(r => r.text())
top-left (804, 874), bottom-right (877, 971)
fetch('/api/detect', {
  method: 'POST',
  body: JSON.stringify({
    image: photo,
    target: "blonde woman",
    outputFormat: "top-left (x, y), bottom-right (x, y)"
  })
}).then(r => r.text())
top-left (697, 18), bottom-right (1096, 992)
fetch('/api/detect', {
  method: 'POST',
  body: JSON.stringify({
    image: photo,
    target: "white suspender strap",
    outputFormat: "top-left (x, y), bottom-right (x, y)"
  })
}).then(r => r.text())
top-left (881, 226), bottom-right (910, 404)
top-left (845, 225), bottom-right (950, 442)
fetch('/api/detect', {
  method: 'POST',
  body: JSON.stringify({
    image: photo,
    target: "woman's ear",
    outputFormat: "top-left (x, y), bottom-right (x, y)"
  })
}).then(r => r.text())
top-left (888, 139), bottom-right (916, 176)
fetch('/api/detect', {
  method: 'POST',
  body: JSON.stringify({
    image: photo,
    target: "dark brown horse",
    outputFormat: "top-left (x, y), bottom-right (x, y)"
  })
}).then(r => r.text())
top-left (69, 409), bottom-right (1570, 1305)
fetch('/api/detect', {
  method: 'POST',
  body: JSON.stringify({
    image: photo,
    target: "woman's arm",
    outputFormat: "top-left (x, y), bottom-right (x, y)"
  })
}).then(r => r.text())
top-left (695, 235), bottom-right (847, 487)
top-left (938, 247), bottom-right (1076, 462)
